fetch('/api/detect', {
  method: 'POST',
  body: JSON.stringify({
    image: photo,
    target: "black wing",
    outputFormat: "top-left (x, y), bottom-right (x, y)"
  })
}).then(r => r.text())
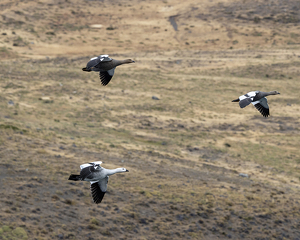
top-left (85, 55), bottom-right (112, 70)
top-left (86, 57), bottom-right (101, 70)
top-left (91, 182), bottom-right (106, 204)
top-left (99, 71), bottom-right (113, 86)
top-left (254, 103), bottom-right (270, 117)
top-left (239, 98), bottom-right (252, 108)
top-left (80, 166), bottom-right (95, 180)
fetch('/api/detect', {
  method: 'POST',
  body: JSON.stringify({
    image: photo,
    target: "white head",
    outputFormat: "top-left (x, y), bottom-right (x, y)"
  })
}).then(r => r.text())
top-left (105, 167), bottom-right (129, 176)
top-left (118, 167), bottom-right (129, 172)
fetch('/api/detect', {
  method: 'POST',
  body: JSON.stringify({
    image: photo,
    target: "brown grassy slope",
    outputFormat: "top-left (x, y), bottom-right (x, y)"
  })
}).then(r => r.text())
top-left (1, 0), bottom-right (300, 239)
top-left (1, 0), bottom-right (300, 57)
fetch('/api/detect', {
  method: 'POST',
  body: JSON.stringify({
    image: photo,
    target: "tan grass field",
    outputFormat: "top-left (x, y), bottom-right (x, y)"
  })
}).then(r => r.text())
top-left (1, 0), bottom-right (300, 239)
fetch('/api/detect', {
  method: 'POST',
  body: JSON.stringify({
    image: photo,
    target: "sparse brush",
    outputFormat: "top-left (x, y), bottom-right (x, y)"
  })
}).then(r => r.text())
top-left (0, 8), bottom-right (300, 239)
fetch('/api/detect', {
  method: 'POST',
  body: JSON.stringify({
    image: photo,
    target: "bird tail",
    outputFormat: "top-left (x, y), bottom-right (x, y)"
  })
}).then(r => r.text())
top-left (232, 98), bottom-right (239, 102)
top-left (82, 67), bottom-right (91, 72)
top-left (68, 174), bottom-right (81, 181)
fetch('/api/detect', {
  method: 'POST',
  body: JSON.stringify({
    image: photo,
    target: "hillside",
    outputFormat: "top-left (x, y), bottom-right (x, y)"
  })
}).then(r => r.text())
top-left (1, 0), bottom-right (300, 239)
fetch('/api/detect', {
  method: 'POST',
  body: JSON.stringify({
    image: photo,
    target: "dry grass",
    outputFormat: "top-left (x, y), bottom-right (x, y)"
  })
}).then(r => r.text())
top-left (1, 0), bottom-right (300, 239)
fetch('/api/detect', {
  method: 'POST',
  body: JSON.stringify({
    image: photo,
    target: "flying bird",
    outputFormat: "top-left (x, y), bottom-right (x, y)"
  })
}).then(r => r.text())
top-left (232, 91), bottom-right (280, 117)
top-left (68, 161), bottom-right (129, 204)
top-left (82, 55), bottom-right (135, 86)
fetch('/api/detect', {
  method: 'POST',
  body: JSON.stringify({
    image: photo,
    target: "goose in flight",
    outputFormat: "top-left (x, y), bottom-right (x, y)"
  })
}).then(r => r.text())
top-left (232, 91), bottom-right (280, 117)
top-left (82, 55), bottom-right (135, 86)
top-left (68, 161), bottom-right (129, 204)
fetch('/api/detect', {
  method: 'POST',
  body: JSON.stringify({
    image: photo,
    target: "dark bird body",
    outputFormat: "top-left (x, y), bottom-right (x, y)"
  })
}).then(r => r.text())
top-left (232, 91), bottom-right (280, 117)
top-left (68, 161), bottom-right (129, 204)
top-left (82, 55), bottom-right (135, 86)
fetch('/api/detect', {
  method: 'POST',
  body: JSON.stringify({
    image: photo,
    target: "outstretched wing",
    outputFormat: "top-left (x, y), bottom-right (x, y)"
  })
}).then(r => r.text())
top-left (238, 91), bottom-right (257, 108)
top-left (90, 177), bottom-right (109, 204)
top-left (239, 97), bottom-right (252, 108)
top-left (80, 161), bottom-right (102, 170)
top-left (252, 97), bottom-right (270, 117)
top-left (86, 57), bottom-right (101, 70)
top-left (98, 55), bottom-right (112, 62)
top-left (79, 162), bottom-right (103, 180)
top-left (85, 55), bottom-right (112, 70)
top-left (79, 166), bottom-right (95, 180)
top-left (99, 68), bottom-right (115, 86)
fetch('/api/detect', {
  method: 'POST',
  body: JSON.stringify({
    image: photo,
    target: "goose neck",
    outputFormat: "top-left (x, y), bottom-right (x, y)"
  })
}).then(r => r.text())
top-left (105, 168), bottom-right (121, 176)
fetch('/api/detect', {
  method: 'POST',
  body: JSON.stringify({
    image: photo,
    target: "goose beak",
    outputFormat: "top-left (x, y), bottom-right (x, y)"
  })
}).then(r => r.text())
top-left (126, 169), bottom-right (129, 172)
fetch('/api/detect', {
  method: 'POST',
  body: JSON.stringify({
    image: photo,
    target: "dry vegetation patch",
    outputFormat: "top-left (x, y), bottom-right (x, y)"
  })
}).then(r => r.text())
top-left (1, 0), bottom-right (300, 239)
